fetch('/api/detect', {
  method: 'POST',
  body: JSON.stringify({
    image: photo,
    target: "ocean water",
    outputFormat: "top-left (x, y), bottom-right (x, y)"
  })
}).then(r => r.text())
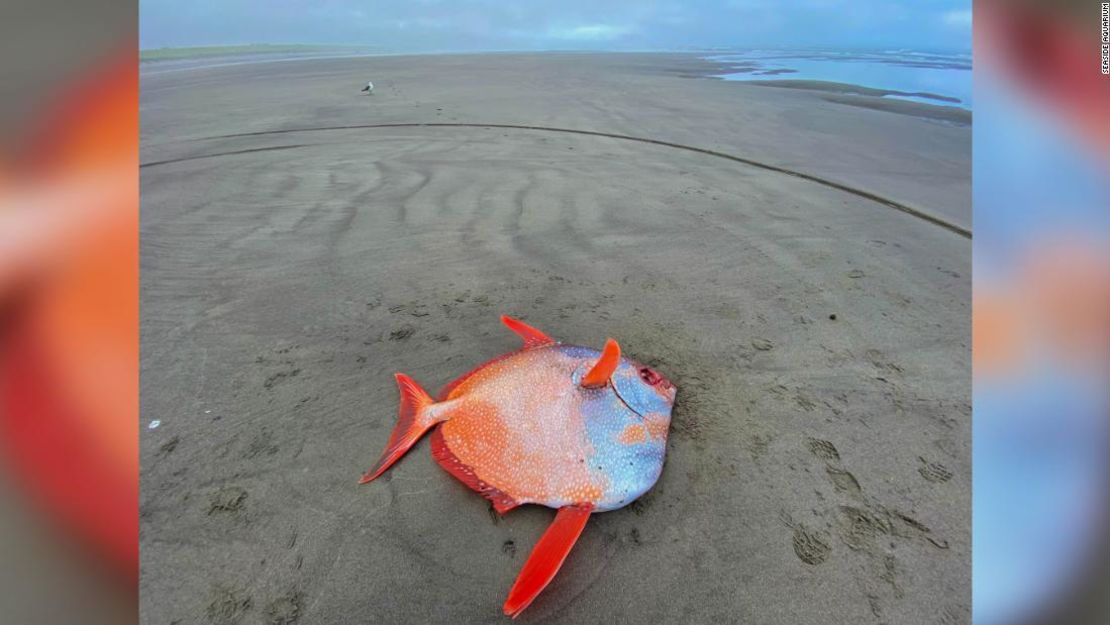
top-left (705, 48), bottom-right (972, 109)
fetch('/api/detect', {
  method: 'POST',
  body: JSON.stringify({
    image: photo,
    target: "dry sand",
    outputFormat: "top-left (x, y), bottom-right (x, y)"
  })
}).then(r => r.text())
top-left (140, 53), bottom-right (970, 624)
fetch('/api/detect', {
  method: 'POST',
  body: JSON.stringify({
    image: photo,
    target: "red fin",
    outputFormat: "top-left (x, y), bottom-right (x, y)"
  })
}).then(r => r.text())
top-left (503, 504), bottom-right (594, 618)
top-left (430, 426), bottom-right (519, 514)
top-left (436, 316), bottom-right (554, 401)
top-left (581, 338), bottom-right (621, 388)
top-left (501, 315), bottom-right (556, 349)
top-left (359, 373), bottom-right (436, 484)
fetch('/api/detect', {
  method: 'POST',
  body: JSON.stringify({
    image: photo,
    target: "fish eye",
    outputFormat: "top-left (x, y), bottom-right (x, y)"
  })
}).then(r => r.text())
top-left (639, 367), bottom-right (662, 385)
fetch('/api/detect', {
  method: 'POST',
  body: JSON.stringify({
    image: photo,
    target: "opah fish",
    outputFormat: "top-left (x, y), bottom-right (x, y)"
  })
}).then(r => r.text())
top-left (360, 315), bottom-right (676, 617)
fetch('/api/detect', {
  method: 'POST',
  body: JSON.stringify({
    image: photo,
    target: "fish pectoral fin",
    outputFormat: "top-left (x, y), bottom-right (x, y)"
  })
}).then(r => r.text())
top-left (581, 338), bottom-right (621, 388)
top-left (503, 503), bottom-right (594, 618)
top-left (501, 314), bottom-right (556, 349)
top-left (359, 373), bottom-right (438, 484)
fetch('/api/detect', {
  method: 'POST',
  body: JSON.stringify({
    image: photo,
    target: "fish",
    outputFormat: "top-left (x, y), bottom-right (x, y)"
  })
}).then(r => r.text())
top-left (359, 314), bottom-right (677, 617)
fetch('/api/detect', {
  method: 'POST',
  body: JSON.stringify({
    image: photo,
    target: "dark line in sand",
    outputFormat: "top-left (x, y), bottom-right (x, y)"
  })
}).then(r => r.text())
top-left (140, 144), bottom-right (309, 168)
top-left (144, 124), bottom-right (971, 238)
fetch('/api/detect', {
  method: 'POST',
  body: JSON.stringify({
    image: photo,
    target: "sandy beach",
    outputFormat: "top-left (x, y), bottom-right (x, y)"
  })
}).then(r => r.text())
top-left (140, 53), bottom-right (970, 624)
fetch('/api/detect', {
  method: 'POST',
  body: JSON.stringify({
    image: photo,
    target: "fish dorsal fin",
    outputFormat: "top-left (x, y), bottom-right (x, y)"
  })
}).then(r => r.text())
top-left (501, 315), bottom-right (556, 349)
top-left (581, 338), bottom-right (621, 388)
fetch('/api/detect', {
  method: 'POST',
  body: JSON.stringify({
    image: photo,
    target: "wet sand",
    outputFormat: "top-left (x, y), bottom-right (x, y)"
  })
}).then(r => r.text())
top-left (140, 53), bottom-right (970, 624)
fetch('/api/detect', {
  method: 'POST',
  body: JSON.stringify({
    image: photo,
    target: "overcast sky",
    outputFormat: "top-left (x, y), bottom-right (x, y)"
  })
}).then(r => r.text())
top-left (140, 0), bottom-right (972, 52)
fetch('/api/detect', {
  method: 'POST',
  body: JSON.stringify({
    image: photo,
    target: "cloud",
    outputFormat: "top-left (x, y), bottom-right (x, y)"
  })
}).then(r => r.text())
top-left (547, 24), bottom-right (633, 41)
top-left (942, 9), bottom-right (973, 28)
top-left (139, 0), bottom-right (972, 52)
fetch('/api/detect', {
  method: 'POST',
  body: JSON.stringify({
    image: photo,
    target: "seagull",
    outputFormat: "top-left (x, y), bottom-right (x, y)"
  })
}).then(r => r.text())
top-left (361, 81), bottom-right (374, 95)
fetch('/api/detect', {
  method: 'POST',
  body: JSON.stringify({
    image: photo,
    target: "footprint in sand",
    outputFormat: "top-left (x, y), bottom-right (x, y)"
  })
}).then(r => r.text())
top-left (791, 524), bottom-right (831, 565)
top-left (918, 457), bottom-right (954, 483)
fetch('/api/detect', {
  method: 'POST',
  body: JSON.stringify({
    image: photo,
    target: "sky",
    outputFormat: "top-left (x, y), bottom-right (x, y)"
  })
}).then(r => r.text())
top-left (139, 0), bottom-right (972, 52)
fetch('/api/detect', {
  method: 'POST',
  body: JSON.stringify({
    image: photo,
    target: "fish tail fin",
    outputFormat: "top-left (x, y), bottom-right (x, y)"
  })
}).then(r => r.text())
top-left (503, 503), bottom-right (594, 618)
top-left (359, 373), bottom-right (438, 484)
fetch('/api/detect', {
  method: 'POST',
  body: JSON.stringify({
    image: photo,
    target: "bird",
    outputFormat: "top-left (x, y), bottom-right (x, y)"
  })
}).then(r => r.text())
top-left (361, 81), bottom-right (373, 94)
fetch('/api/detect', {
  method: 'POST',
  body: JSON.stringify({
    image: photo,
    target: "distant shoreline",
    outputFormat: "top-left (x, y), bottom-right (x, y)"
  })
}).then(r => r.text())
top-left (742, 79), bottom-right (971, 124)
top-left (140, 44), bottom-right (381, 62)
top-left (139, 48), bottom-right (970, 123)
top-left (701, 49), bottom-right (971, 110)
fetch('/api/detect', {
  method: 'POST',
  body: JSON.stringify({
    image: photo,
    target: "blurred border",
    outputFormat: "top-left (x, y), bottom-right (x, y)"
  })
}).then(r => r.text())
top-left (1, 1), bottom-right (137, 624)
top-left (975, 1), bottom-right (1110, 624)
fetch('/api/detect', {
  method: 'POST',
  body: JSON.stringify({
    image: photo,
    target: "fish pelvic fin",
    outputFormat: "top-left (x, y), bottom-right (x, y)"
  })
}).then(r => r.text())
top-left (503, 503), bottom-right (594, 618)
top-left (581, 338), bottom-right (621, 388)
top-left (501, 314), bottom-right (556, 349)
top-left (359, 373), bottom-right (441, 484)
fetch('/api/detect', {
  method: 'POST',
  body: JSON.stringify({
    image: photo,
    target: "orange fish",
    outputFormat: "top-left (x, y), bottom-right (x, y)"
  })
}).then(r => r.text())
top-left (360, 315), bottom-right (677, 617)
